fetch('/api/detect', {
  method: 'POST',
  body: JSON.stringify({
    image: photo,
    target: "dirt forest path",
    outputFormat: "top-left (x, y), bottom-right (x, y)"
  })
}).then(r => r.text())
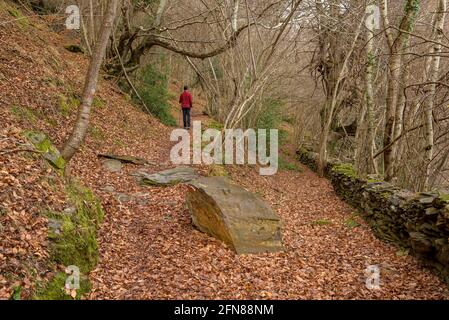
top-left (86, 107), bottom-right (449, 300)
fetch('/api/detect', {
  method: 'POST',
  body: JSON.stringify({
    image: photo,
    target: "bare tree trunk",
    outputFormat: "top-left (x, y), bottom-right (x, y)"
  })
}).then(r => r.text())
top-left (232, 0), bottom-right (240, 32)
top-left (155, 0), bottom-right (169, 27)
top-left (380, 0), bottom-right (420, 181)
top-left (366, 51), bottom-right (377, 174)
top-left (392, 62), bottom-right (409, 176)
top-left (383, 53), bottom-right (401, 180)
top-left (423, 0), bottom-right (446, 190)
top-left (62, 0), bottom-right (120, 162)
top-left (357, 18), bottom-right (377, 175)
top-left (78, 0), bottom-right (92, 56)
top-left (89, 0), bottom-right (95, 46)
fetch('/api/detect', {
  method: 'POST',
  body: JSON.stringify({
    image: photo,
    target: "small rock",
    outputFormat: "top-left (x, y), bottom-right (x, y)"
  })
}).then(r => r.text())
top-left (102, 185), bottom-right (115, 193)
top-left (102, 159), bottom-right (123, 173)
top-left (425, 207), bottom-right (439, 216)
top-left (417, 197), bottom-right (435, 205)
top-left (63, 207), bottom-right (76, 216)
top-left (116, 193), bottom-right (132, 203)
top-left (137, 198), bottom-right (150, 205)
top-left (48, 219), bottom-right (63, 235)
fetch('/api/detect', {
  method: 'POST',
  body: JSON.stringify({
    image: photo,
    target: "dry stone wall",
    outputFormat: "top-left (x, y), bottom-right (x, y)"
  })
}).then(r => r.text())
top-left (297, 149), bottom-right (449, 284)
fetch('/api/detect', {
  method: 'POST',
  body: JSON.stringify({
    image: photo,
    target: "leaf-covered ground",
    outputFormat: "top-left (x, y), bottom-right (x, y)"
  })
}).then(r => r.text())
top-left (86, 120), bottom-right (449, 300)
top-left (1, 2), bottom-right (448, 300)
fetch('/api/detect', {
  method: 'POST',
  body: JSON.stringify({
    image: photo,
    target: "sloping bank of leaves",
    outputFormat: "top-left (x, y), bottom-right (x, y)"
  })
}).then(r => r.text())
top-left (24, 131), bottom-right (104, 300)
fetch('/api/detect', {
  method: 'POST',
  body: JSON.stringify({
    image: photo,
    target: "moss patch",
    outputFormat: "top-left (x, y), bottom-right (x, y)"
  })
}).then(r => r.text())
top-left (89, 126), bottom-right (105, 141)
top-left (93, 97), bottom-right (105, 109)
top-left (42, 76), bottom-right (65, 89)
top-left (11, 286), bottom-right (22, 300)
top-left (113, 139), bottom-right (127, 148)
top-left (344, 218), bottom-right (361, 229)
top-left (35, 182), bottom-right (104, 300)
top-left (311, 219), bottom-right (333, 226)
top-left (58, 94), bottom-right (80, 117)
top-left (279, 157), bottom-right (302, 172)
top-left (10, 105), bottom-right (40, 123)
top-left (207, 165), bottom-right (228, 177)
top-left (48, 182), bottom-right (104, 273)
top-left (34, 272), bottom-right (91, 300)
top-left (207, 119), bottom-right (224, 131)
top-left (332, 163), bottom-right (357, 179)
top-left (7, 6), bottom-right (29, 29)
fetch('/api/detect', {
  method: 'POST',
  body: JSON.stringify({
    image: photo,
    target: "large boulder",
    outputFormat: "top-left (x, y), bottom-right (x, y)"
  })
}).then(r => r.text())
top-left (186, 177), bottom-right (284, 254)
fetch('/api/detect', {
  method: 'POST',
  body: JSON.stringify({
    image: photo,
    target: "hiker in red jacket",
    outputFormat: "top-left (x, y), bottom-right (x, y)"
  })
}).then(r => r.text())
top-left (179, 86), bottom-right (193, 129)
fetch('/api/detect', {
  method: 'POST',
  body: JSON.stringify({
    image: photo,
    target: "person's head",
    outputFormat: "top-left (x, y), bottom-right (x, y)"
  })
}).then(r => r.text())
top-left (184, 86), bottom-right (188, 91)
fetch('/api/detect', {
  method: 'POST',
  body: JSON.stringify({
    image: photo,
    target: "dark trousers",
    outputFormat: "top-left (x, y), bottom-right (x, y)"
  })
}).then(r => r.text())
top-left (182, 108), bottom-right (191, 128)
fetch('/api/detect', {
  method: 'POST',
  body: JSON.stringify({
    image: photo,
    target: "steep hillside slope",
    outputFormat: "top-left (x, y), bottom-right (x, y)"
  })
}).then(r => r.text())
top-left (0, 1), bottom-right (171, 299)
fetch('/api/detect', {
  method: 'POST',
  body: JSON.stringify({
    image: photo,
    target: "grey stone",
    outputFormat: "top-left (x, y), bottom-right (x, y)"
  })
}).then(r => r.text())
top-left (409, 232), bottom-right (433, 255)
top-left (135, 166), bottom-right (198, 186)
top-left (417, 197), bottom-right (435, 205)
top-left (186, 176), bottom-right (284, 254)
top-left (102, 159), bottom-right (123, 173)
top-left (63, 207), bottom-right (76, 216)
top-left (137, 198), bottom-right (150, 205)
top-left (48, 219), bottom-right (63, 235)
top-left (116, 193), bottom-right (132, 203)
top-left (425, 207), bottom-right (439, 216)
top-left (98, 153), bottom-right (152, 165)
top-left (420, 192), bottom-right (439, 197)
top-left (102, 185), bottom-right (115, 193)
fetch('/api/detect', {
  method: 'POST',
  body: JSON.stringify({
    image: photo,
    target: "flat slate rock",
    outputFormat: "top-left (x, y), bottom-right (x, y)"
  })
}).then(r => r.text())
top-left (186, 176), bottom-right (284, 254)
top-left (98, 153), bottom-right (151, 165)
top-left (135, 166), bottom-right (198, 186)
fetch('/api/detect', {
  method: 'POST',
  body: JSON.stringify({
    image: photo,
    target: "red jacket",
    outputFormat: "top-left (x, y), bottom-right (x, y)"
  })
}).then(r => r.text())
top-left (179, 91), bottom-right (193, 109)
